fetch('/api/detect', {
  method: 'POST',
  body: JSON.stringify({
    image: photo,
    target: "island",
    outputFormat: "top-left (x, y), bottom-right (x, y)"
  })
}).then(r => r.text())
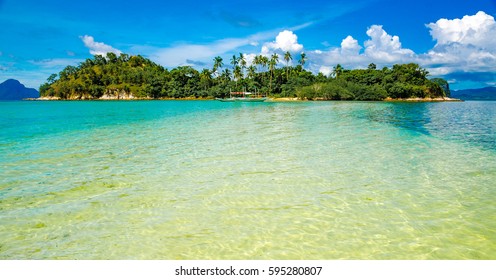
top-left (0, 79), bottom-right (39, 100)
top-left (39, 52), bottom-right (453, 101)
top-left (450, 87), bottom-right (496, 100)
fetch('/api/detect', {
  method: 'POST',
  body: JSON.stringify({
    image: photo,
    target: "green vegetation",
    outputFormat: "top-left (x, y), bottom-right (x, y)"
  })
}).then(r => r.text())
top-left (40, 52), bottom-right (450, 100)
top-left (296, 63), bottom-right (450, 100)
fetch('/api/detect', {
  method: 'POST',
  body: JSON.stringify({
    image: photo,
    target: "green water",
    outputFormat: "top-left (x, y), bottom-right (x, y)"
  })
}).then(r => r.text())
top-left (0, 100), bottom-right (495, 259)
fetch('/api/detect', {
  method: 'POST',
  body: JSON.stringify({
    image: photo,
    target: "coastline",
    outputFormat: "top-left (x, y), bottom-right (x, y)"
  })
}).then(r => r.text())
top-left (24, 96), bottom-right (462, 102)
top-left (383, 96), bottom-right (462, 102)
top-left (24, 96), bottom-right (216, 101)
top-left (272, 96), bottom-right (463, 102)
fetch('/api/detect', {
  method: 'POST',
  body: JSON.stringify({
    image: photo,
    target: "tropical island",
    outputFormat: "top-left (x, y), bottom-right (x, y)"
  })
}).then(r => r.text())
top-left (39, 52), bottom-right (452, 101)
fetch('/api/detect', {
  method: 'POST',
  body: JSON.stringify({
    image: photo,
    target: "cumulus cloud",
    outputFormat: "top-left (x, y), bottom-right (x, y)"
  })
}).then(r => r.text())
top-left (243, 53), bottom-right (257, 66)
top-left (364, 25), bottom-right (415, 62)
top-left (80, 35), bottom-right (122, 56)
top-left (340, 36), bottom-right (361, 55)
top-left (427, 11), bottom-right (496, 50)
top-left (262, 30), bottom-right (303, 54)
top-left (422, 11), bottom-right (496, 77)
top-left (318, 66), bottom-right (333, 76)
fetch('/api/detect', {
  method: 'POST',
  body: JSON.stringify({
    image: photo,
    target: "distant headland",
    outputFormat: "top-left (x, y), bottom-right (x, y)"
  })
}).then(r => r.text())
top-left (0, 79), bottom-right (39, 100)
top-left (37, 52), bottom-right (454, 101)
top-left (450, 87), bottom-right (496, 101)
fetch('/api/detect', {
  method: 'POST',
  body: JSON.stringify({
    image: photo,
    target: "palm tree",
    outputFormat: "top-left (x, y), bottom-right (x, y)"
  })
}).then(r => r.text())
top-left (270, 53), bottom-right (279, 70)
top-left (269, 53), bottom-right (279, 94)
top-left (284, 51), bottom-right (292, 79)
top-left (260, 55), bottom-right (269, 85)
top-left (253, 55), bottom-right (262, 74)
top-left (298, 52), bottom-right (307, 68)
top-left (332, 64), bottom-right (343, 79)
top-left (239, 53), bottom-right (247, 78)
top-left (222, 68), bottom-right (231, 83)
top-left (213, 56), bottom-right (223, 77)
top-left (233, 65), bottom-right (243, 88)
top-left (230, 55), bottom-right (238, 71)
top-left (260, 55), bottom-right (268, 72)
top-left (247, 65), bottom-right (257, 80)
top-left (199, 69), bottom-right (212, 91)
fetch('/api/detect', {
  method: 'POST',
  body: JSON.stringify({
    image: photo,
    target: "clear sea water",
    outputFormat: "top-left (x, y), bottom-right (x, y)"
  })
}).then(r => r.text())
top-left (0, 100), bottom-right (495, 259)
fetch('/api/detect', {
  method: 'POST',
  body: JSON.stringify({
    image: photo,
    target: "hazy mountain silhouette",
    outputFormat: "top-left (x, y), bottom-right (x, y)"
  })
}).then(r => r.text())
top-left (0, 79), bottom-right (39, 100)
top-left (451, 87), bottom-right (496, 100)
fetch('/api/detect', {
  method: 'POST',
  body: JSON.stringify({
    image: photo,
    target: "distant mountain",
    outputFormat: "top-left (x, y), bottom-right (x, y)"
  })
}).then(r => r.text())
top-left (451, 87), bottom-right (496, 100)
top-left (0, 79), bottom-right (40, 100)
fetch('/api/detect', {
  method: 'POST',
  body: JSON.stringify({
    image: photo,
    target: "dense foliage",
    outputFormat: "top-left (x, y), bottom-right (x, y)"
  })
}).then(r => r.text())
top-left (40, 52), bottom-right (450, 100)
top-left (296, 64), bottom-right (450, 100)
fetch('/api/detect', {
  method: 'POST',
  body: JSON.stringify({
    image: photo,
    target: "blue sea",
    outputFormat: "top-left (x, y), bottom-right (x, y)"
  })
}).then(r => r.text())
top-left (0, 100), bottom-right (495, 259)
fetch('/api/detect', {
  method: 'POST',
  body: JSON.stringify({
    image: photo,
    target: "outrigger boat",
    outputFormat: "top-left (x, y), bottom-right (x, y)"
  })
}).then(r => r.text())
top-left (216, 91), bottom-right (267, 102)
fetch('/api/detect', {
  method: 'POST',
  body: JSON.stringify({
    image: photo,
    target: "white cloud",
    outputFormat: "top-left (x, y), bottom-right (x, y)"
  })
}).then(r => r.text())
top-left (319, 66), bottom-right (332, 76)
top-left (427, 11), bottom-right (496, 50)
top-left (421, 11), bottom-right (496, 77)
top-left (80, 35), bottom-right (122, 56)
top-left (364, 25), bottom-right (415, 62)
top-left (340, 36), bottom-right (361, 55)
top-left (261, 45), bottom-right (270, 55)
top-left (243, 53), bottom-right (256, 66)
top-left (262, 30), bottom-right (303, 54)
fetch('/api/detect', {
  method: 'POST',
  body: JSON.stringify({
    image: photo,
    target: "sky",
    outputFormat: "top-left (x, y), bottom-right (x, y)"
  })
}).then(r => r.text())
top-left (0, 0), bottom-right (495, 90)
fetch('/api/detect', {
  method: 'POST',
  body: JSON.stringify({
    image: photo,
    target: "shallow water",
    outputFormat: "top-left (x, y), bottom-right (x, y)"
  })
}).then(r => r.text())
top-left (0, 100), bottom-right (495, 259)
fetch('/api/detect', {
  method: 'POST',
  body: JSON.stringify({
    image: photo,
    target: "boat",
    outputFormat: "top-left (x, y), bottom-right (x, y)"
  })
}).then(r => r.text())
top-left (216, 91), bottom-right (267, 102)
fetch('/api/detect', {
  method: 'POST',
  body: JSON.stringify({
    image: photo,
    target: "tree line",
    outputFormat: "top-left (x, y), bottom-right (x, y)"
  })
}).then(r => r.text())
top-left (39, 52), bottom-right (450, 100)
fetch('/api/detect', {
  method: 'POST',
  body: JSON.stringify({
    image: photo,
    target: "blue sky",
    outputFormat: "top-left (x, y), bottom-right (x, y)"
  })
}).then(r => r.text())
top-left (0, 0), bottom-right (495, 90)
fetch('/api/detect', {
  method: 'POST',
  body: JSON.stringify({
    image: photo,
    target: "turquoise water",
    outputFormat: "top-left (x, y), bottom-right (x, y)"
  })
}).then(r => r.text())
top-left (0, 100), bottom-right (495, 259)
